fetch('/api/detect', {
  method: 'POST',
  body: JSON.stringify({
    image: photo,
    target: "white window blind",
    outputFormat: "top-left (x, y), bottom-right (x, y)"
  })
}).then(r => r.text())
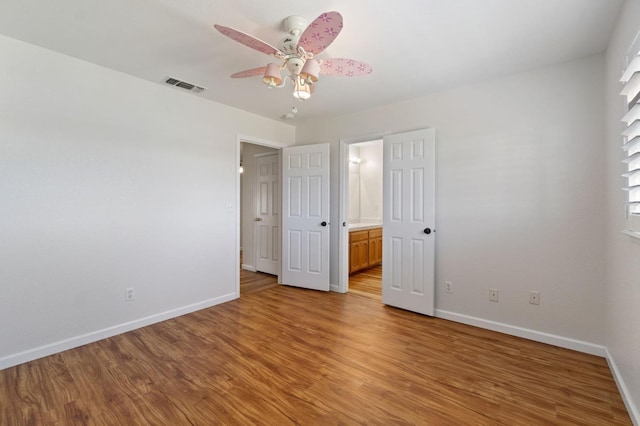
top-left (621, 42), bottom-right (640, 237)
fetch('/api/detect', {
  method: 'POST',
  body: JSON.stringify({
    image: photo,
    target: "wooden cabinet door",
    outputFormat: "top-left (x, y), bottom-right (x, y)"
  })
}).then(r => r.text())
top-left (369, 236), bottom-right (383, 266)
top-left (349, 230), bottom-right (369, 274)
top-left (350, 240), bottom-right (369, 273)
top-left (368, 228), bottom-right (382, 266)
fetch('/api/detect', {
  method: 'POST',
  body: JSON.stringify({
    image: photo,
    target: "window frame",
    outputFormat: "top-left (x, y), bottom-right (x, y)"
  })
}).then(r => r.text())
top-left (620, 32), bottom-right (640, 238)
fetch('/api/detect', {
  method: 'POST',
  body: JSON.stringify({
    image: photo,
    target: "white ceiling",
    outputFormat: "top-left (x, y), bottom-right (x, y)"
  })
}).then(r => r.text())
top-left (0, 0), bottom-right (624, 121)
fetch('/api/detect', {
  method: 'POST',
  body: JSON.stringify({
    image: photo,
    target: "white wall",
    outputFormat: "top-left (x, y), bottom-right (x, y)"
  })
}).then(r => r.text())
top-left (357, 141), bottom-right (383, 223)
top-left (348, 146), bottom-right (361, 222)
top-left (604, 0), bottom-right (640, 421)
top-left (348, 141), bottom-right (383, 224)
top-left (296, 54), bottom-right (606, 349)
top-left (0, 34), bottom-right (294, 368)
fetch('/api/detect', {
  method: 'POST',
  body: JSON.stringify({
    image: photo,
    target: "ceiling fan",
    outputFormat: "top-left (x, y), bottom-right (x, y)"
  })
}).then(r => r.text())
top-left (214, 11), bottom-right (373, 101)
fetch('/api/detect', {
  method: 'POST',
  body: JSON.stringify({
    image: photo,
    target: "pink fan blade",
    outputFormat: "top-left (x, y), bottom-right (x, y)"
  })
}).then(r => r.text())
top-left (298, 11), bottom-right (343, 55)
top-left (319, 58), bottom-right (373, 77)
top-left (231, 67), bottom-right (266, 78)
top-left (214, 24), bottom-right (282, 57)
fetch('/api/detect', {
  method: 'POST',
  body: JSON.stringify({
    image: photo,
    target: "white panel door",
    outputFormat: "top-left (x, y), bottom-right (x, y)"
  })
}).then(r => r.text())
top-left (382, 129), bottom-right (436, 316)
top-left (282, 143), bottom-right (330, 291)
top-left (254, 153), bottom-right (280, 275)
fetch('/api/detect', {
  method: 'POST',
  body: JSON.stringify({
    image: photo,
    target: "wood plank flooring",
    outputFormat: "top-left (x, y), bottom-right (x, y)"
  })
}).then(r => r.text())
top-left (239, 252), bottom-right (277, 295)
top-left (240, 267), bottom-right (278, 295)
top-left (349, 265), bottom-right (382, 299)
top-left (0, 286), bottom-right (631, 425)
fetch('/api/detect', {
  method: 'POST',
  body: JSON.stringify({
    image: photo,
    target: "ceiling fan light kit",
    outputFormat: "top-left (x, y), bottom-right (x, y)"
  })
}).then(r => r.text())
top-left (301, 59), bottom-right (320, 83)
top-left (214, 11), bottom-right (372, 102)
top-left (293, 78), bottom-right (311, 100)
top-left (262, 63), bottom-right (282, 87)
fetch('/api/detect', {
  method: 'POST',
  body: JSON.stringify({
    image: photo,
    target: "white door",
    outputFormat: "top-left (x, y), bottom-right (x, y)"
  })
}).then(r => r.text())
top-left (281, 143), bottom-right (330, 291)
top-left (382, 129), bottom-right (436, 315)
top-left (254, 153), bottom-right (280, 275)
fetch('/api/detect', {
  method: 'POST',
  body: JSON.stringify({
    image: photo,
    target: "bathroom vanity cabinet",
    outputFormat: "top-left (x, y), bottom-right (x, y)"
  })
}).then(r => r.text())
top-left (349, 227), bottom-right (382, 274)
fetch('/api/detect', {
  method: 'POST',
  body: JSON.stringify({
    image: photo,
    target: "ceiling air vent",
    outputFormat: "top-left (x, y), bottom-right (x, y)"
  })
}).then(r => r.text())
top-left (164, 76), bottom-right (206, 94)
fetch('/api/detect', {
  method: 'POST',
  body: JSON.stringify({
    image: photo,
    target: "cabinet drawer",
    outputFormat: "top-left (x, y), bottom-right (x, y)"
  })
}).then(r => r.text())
top-left (349, 230), bottom-right (369, 243)
top-left (368, 227), bottom-right (382, 238)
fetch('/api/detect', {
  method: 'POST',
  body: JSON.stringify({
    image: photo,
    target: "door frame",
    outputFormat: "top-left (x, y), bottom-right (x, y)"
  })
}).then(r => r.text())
top-left (337, 132), bottom-right (391, 294)
top-left (236, 134), bottom-right (292, 296)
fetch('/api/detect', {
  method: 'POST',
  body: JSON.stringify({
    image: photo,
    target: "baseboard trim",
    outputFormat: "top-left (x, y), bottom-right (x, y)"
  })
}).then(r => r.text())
top-left (0, 292), bottom-right (238, 371)
top-left (241, 264), bottom-right (257, 272)
top-left (434, 309), bottom-right (606, 357)
top-left (605, 348), bottom-right (640, 425)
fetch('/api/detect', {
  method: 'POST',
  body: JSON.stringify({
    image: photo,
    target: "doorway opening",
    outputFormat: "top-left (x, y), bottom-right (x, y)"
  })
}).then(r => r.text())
top-left (237, 139), bottom-right (332, 295)
top-left (344, 139), bottom-right (383, 299)
top-left (339, 129), bottom-right (436, 315)
top-left (238, 140), bottom-right (281, 296)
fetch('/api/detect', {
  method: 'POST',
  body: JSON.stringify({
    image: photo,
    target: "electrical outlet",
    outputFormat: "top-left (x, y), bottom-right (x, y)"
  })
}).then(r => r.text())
top-left (125, 287), bottom-right (135, 301)
top-left (489, 288), bottom-right (499, 302)
top-left (445, 281), bottom-right (453, 294)
top-left (529, 290), bottom-right (540, 305)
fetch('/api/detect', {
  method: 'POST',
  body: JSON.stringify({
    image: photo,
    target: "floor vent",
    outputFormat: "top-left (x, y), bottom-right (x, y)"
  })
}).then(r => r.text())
top-left (164, 76), bottom-right (206, 93)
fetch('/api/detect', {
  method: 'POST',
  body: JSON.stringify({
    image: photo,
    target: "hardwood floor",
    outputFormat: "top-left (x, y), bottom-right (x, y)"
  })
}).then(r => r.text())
top-left (240, 267), bottom-right (278, 295)
top-left (0, 286), bottom-right (631, 425)
top-left (239, 252), bottom-right (277, 295)
top-left (349, 265), bottom-right (382, 299)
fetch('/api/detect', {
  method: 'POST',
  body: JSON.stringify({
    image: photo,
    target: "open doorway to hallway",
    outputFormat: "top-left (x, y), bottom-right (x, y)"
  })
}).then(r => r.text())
top-left (239, 141), bottom-right (281, 296)
top-left (346, 140), bottom-right (383, 299)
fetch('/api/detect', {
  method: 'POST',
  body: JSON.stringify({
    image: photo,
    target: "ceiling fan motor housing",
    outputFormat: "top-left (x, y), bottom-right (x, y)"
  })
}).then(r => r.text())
top-left (286, 57), bottom-right (305, 76)
top-left (278, 35), bottom-right (300, 55)
top-left (282, 15), bottom-right (308, 36)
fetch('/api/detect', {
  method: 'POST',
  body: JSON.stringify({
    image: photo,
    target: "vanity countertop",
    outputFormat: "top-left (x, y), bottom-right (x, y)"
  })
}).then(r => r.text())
top-left (348, 223), bottom-right (382, 231)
